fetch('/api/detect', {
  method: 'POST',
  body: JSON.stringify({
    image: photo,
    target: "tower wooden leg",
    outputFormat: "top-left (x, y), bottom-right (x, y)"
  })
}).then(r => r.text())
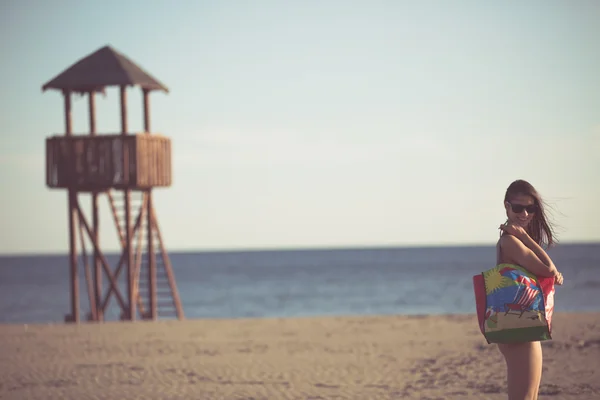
top-left (125, 189), bottom-right (135, 321)
top-left (93, 192), bottom-right (103, 322)
top-left (147, 190), bottom-right (157, 320)
top-left (67, 190), bottom-right (79, 323)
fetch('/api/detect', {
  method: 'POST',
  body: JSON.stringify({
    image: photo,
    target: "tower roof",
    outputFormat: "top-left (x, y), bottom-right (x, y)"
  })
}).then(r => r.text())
top-left (42, 45), bottom-right (168, 93)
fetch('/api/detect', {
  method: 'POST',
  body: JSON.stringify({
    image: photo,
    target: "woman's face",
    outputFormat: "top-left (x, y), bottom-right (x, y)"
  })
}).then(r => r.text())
top-left (505, 193), bottom-right (536, 228)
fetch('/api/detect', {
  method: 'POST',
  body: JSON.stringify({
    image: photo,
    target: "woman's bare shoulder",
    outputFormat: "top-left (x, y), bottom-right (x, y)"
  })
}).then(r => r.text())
top-left (499, 233), bottom-right (521, 247)
top-left (498, 234), bottom-right (523, 265)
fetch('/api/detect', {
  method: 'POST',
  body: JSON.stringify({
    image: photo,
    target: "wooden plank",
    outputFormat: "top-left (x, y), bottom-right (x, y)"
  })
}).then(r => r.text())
top-left (89, 91), bottom-right (102, 322)
top-left (143, 88), bottom-right (151, 133)
top-left (133, 195), bottom-right (146, 318)
top-left (124, 187), bottom-right (133, 320)
top-left (67, 192), bottom-right (78, 323)
top-left (120, 85), bottom-right (135, 321)
top-left (63, 89), bottom-right (79, 323)
top-left (88, 91), bottom-right (96, 134)
top-left (147, 190), bottom-right (157, 320)
top-left (167, 139), bottom-right (172, 185)
top-left (78, 212), bottom-right (97, 321)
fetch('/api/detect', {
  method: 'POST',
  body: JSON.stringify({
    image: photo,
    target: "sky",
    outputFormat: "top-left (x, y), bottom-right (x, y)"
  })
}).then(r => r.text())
top-left (0, 1), bottom-right (599, 255)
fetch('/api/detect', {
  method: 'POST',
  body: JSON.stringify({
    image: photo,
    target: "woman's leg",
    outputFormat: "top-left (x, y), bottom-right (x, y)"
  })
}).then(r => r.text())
top-left (497, 341), bottom-right (543, 400)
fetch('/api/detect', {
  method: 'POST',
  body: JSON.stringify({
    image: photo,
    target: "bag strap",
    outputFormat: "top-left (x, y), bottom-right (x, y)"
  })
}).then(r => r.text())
top-left (496, 226), bottom-right (504, 264)
top-left (496, 242), bottom-right (502, 264)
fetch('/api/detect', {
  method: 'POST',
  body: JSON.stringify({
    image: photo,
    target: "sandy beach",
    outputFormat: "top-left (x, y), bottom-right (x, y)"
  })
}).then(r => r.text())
top-left (1, 312), bottom-right (599, 400)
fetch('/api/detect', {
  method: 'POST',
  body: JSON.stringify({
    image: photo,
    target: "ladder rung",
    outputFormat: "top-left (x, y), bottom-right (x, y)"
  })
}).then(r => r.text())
top-left (137, 281), bottom-right (170, 287)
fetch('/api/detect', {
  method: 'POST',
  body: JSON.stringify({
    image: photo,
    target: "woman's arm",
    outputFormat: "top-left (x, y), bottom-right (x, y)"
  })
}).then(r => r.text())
top-left (518, 234), bottom-right (559, 274)
top-left (500, 234), bottom-right (558, 277)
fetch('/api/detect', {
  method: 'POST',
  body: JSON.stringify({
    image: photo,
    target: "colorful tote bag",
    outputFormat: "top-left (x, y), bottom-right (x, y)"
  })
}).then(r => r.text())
top-left (473, 263), bottom-right (555, 344)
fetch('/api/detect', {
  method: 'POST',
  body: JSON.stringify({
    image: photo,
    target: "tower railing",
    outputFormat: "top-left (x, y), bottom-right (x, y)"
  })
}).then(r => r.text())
top-left (46, 133), bottom-right (172, 191)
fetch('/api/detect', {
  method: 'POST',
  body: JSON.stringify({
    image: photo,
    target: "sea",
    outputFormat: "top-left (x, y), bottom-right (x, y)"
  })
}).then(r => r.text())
top-left (0, 243), bottom-right (598, 324)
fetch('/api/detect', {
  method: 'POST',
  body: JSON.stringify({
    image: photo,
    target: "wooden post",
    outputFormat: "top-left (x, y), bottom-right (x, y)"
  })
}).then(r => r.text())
top-left (64, 89), bottom-right (79, 323)
top-left (65, 91), bottom-right (72, 135)
top-left (147, 192), bottom-right (157, 320)
top-left (88, 91), bottom-right (96, 133)
top-left (143, 88), bottom-right (151, 133)
top-left (78, 217), bottom-right (96, 321)
top-left (120, 85), bottom-right (135, 321)
top-left (89, 90), bottom-right (102, 322)
top-left (143, 88), bottom-right (157, 320)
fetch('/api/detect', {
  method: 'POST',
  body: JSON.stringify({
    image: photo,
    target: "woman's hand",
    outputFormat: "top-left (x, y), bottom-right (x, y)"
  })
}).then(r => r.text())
top-left (554, 271), bottom-right (564, 285)
top-left (499, 223), bottom-right (529, 241)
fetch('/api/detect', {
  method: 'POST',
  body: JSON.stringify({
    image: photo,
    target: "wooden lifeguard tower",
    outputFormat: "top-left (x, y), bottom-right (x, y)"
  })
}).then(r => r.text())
top-left (42, 45), bottom-right (184, 323)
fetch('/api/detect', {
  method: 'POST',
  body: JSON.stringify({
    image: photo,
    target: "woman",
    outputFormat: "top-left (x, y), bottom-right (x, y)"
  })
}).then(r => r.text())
top-left (496, 179), bottom-right (564, 400)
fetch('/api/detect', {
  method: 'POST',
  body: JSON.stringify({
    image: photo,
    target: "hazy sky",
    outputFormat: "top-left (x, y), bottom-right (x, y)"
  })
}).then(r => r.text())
top-left (1, 1), bottom-right (599, 254)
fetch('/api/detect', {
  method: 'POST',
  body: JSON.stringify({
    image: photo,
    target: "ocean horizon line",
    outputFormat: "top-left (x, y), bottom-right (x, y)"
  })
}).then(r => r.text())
top-left (1, 240), bottom-right (598, 259)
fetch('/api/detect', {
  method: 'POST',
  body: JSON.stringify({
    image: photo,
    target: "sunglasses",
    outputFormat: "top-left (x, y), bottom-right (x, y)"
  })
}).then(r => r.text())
top-left (507, 202), bottom-right (537, 214)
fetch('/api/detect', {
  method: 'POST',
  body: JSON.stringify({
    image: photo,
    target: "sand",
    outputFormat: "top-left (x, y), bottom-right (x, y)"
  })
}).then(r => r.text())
top-left (1, 312), bottom-right (599, 400)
